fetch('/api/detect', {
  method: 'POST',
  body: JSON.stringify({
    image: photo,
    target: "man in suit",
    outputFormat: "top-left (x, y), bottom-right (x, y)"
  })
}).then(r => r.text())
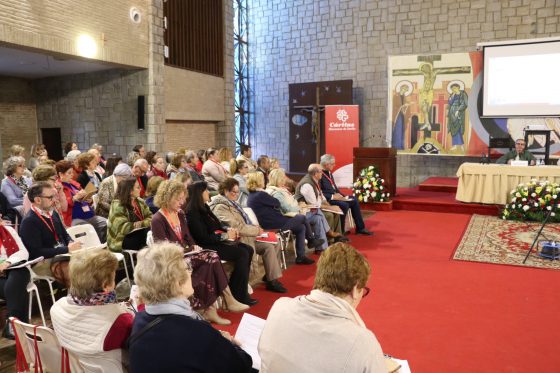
top-left (319, 154), bottom-right (373, 235)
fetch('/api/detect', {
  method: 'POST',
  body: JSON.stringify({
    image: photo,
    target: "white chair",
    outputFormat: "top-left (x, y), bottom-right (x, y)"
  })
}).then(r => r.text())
top-left (26, 267), bottom-right (52, 326)
top-left (243, 207), bottom-right (290, 269)
top-left (10, 317), bottom-right (82, 373)
top-left (67, 224), bottom-right (131, 286)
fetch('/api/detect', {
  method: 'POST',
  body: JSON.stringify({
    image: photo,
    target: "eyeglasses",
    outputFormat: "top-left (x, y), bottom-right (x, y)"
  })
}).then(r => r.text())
top-left (40, 195), bottom-right (56, 200)
top-left (362, 286), bottom-right (370, 298)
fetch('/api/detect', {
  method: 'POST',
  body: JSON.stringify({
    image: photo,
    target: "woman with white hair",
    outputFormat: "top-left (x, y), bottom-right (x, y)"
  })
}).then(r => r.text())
top-left (258, 243), bottom-right (386, 372)
top-left (1, 156), bottom-right (32, 209)
top-left (96, 163), bottom-right (132, 218)
top-left (129, 242), bottom-right (254, 373)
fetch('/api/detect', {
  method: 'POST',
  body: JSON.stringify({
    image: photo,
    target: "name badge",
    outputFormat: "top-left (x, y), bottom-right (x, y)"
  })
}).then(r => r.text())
top-left (82, 205), bottom-right (91, 212)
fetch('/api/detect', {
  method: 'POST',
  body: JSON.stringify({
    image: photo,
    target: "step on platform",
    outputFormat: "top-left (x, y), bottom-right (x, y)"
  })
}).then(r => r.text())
top-left (418, 177), bottom-right (458, 193)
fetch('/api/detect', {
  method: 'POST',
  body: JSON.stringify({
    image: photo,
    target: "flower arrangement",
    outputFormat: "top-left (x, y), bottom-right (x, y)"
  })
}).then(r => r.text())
top-left (352, 165), bottom-right (391, 203)
top-left (501, 179), bottom-right (560, 222)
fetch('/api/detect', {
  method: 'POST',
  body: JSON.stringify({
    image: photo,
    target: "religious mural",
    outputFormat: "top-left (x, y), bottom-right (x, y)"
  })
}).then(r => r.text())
top-left (387, 51), bottom-right (560, 157)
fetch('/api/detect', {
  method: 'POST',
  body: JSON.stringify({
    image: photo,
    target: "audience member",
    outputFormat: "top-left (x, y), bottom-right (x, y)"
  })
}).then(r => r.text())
top-left (186, 181), bottom-right (257, 306)
top-left (131, 158), bottom-right (149, 197)
top-left (57, 160), bottom-right (108, 242)
top-left (317, 157), bottom-right (372, 235)
top-left (151, 181), bottom-right (248, 325)
top-left (231, 160), bottom-right (250, 206)
top-left (0, 220), bottom-right (31, 339)
top-left (91, 143), bottom-right (106, 167)
top-left (128, 242), bottom-right (254, 373)
top-left (51, 249), bottom-right (133, 372)
top-left (76, 152), bottom-right (102, 189)
top-left (88, 148), bottom-right (106, 176)
top-left (1, 156), bottom-right (31, 209)
top-left (104, 156), bottom-right (123, 177)
top-left (22, 165), bottom-right (67, 218)
top-left (144, 176), bottom-right (164, 214)
top-left (107, 177), bottom-right (152, 253)
top-left (28, 144), bottom-right (47, 171)
top-left (256, 155), bottom-right (271, 186)
top-left (95, 163), bottom-right (132, 219)
top-left (218, 147), bottom-right (233, 175)
top-left (20, 182), bottom-right (82, 286)
top-left (185, 150), bottom-right (203, 182)
top-left (236, 144), bottom-right (257, 172)
top-left (246, 172), bottom-right (323, 264)
top-left (210, 178), bottom-right (286, 293)
top-left (496, 138), bottom-right (537, 165)
top-left (127, 151), bottom-right (141, 166)
top-left (167, 153), bottom-right (186, 180)
top-left (202, 148), bottom-right (228, 191)
top-left (133, 144), bottom-right (145, 158)
top-left (65, 150), bottom-right (82, 181)
top-left (9, 145), bottom-right (25, 158)
top-left (64, 142), bottom-right (78, 157)
top-left (258, 243), bottom-right (386, 372)
top-left (146, 153), bottom-right (168, 180)
top-left (195, 149), bottom-right (206, 173)
top-left (269, 158), bottom-right (280, 170)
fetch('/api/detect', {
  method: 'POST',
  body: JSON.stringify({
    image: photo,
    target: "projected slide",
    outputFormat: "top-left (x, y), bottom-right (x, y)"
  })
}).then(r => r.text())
top-left (483, 41), bottom-right (560, 117)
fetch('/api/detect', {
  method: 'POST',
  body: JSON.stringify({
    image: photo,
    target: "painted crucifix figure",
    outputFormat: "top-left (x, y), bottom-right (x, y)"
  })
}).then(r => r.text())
top-left (392, 55), bottom-right (471, 134)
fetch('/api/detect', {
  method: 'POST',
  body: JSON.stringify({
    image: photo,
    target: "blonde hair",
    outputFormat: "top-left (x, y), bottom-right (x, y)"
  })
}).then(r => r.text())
top-left (32, 165), bottom-right (56, 181)
top-left (246, 172), bottom-right (265, 191)
top-left (69, 249), bottom-right (118, 299)
top-left (10, 145), bottom-right (25, 157)
top-left (154, 180), bottom-right (187, 209)
top-left (267, 168), bottom-right (286, 187)
top-left (146, 176), bottom-right (164, 197)
top-left (217, 147), bottom-right (233, 163)
top-left (134, 242), bottom-right (189, 304)
top-left (313, 243), bottom-right (370, 296)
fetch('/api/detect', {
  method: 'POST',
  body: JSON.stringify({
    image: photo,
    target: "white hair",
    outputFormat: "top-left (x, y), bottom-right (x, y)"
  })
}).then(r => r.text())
top-left (320, 154), bottom-right (335, 166)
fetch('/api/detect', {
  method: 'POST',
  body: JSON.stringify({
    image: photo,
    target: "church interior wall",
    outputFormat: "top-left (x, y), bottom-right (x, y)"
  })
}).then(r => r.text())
top-left (249, 0), bottom-right (560, 185)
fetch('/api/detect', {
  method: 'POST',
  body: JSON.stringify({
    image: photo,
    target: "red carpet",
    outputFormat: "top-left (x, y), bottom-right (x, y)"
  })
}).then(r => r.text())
top-left (218, 211), bottom-right (560, 373)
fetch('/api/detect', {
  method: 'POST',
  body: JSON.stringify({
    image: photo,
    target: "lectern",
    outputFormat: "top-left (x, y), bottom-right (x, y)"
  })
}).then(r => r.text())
top-left (353, 148), bottom-right (397, 197)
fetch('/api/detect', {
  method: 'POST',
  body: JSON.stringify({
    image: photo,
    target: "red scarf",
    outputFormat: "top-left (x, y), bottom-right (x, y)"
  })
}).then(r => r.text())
top-left (137, 177), bottom-right (146, 197)
top-left (151, 167), bottom-right (168, 180)
top-left (0, 225), bottom-right (19, 257)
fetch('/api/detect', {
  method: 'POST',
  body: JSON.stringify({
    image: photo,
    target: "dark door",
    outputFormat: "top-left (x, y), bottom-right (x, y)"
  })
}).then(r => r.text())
top-left (41, 128), bottom-right (63, 161)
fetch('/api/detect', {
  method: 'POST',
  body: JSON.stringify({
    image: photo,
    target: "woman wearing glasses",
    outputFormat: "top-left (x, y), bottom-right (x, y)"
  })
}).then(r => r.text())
top-left (151, 180), bottom-right (248, 325)
top-left (258, 243), bottom-right (386, 372)
top-left (1, 156), bottom-right (32, 209)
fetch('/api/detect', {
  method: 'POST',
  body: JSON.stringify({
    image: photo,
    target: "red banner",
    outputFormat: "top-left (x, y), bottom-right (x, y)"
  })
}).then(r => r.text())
top-left (324, 105), bottom-right (360, 187)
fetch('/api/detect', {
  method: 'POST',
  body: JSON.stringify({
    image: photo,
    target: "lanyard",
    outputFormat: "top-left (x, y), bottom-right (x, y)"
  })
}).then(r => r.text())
top-left (161, 209), bottom-right (183, 243)
top-left (31, 206), bottom-right (59, 242)
top-left (131, 199), bottom-right (144, 221)
top-left (321, 171), bottom-right (337, 190)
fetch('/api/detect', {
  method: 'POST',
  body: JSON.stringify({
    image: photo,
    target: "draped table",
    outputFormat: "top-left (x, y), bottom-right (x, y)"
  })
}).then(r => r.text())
top-left (455, 163), bottom-right (560, 205)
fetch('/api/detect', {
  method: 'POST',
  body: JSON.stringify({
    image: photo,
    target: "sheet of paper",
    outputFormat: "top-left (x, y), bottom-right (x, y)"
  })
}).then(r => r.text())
top-left (6, 256), bottom-right (44, 270)
top-left (392, 358), bottom-right (411, 373)
top-left (234, 313), bottom-right (266, 371)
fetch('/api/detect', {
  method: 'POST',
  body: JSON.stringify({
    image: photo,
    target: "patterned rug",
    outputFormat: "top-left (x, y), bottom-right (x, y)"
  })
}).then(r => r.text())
top-left (453, 214), bottom-right (560, 270)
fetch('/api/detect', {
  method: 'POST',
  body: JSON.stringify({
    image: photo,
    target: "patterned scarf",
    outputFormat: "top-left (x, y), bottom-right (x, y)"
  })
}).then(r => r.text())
top-left (0, 225), bottom-right (20, 257)
top-left (70, 290), bottom-right (117, 306)
top-left (12, 176), bottom-right (29, 195)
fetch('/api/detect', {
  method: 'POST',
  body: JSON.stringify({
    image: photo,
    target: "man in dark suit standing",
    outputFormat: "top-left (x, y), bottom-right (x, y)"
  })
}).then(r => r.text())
top-left (319, 154), bottom-right (373, 236)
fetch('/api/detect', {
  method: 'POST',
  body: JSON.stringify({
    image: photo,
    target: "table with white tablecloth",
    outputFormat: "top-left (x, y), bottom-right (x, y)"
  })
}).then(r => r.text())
top-left (455, 163), bottom-right (560, 205)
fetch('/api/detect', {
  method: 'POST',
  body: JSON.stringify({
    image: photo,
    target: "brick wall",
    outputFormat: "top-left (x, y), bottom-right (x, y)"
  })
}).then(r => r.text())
top-left (165, 121), bottom-right (217, 152)
top-left (0, 0), bottom-right (149, 68)
top-left (0, 77), bottom-right (38, 161)
top-left (249, 0), bottom-right (560, 185)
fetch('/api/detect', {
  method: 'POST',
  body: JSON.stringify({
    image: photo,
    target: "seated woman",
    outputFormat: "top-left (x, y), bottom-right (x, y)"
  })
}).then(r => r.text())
top-left (0, 221), bottom-right (31, 339)
top-left (129, 242), bottom-right (254, 373)
top-left (1, 156), bottom-right (31, 210)
top-left (76, 152), bottom-right (102, 189)
top-left (201, 148), bottom-right (228, 191)
top-left (28, 143), bottom-right (47, 171)
top-left (167, 153), bottom-right (186, 180)
top-left (185, 150), bottom-right (204, 182)
top-left (107, 178), bottom-right (153, 253)
top-left (266, 168), bottom-right (347, 252)
top-left (209, 178), bottom-right (287, 293)
top-left (231, 159), bottom-right (250, 206)
top-left (146, 153), bottom-right (168, 180)
top-left (258, 243), bottom-right (386, 372)
top-left (51, 249), bottom-right (133, 372)
top-left (144, 176), bottom-right (164, 214)
top-left (56, 160), bottom-right (108, 242)
top-left (246, 172), bottom-right (324, 265)
top-left (151, 180), bottom-right (248, 325)
top-left (95, 164), bottom-right (132, 219)
top-left (186, 181), bottom-right (257, 306)
top-left (218, 147), bottom-right (233, 176)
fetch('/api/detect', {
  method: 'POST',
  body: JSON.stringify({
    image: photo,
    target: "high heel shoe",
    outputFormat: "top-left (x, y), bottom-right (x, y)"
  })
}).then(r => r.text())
top-left (221, 286), bottom-right (250, 313)
top-left (202, 305), bottom-right (231, 325)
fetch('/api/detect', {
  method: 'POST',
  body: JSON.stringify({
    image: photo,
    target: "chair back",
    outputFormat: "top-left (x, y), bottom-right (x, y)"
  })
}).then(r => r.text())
top-left (67, 224), bottom-right (105, 250)
top-left (10, 317), bottom-right (83, 373)
top-left (243, 207), bottom-right (260, 226)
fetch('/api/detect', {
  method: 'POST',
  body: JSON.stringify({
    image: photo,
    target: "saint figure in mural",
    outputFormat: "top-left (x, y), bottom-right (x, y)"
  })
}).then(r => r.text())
top-left (447, 82), bottom-right (468, 151)
top-left (392, 81), bottom-right (412, 149)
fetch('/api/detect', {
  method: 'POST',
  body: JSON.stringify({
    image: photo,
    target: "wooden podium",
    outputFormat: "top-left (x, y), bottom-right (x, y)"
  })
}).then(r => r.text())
top-left (353, 147), bottom-right (397, 197)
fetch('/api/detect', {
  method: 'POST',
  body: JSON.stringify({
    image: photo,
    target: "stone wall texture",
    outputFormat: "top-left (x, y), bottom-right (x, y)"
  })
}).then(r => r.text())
top-left (249, 0), bottom-right (560, 185)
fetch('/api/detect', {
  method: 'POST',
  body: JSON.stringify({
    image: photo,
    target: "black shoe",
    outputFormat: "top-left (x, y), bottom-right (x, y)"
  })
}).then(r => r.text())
top-left (296, 256), bottom-right (315, 265)
top-left (243, 298), bottom-right (259, 306)
top-left (334, 235), bottom-right (350, 243)
top-left (356, 229), bottom-right (374, 236)
top-left (307, 238), bottom-right (325, 249)
top-left (265, 280), bottom-right (287, 293)
top-left (2, 321), bottom-right (14, 340)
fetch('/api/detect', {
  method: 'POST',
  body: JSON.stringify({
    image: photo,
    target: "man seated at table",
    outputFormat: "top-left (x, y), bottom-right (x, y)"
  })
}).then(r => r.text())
top-left (496, 139), bottom-right (536, 165)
